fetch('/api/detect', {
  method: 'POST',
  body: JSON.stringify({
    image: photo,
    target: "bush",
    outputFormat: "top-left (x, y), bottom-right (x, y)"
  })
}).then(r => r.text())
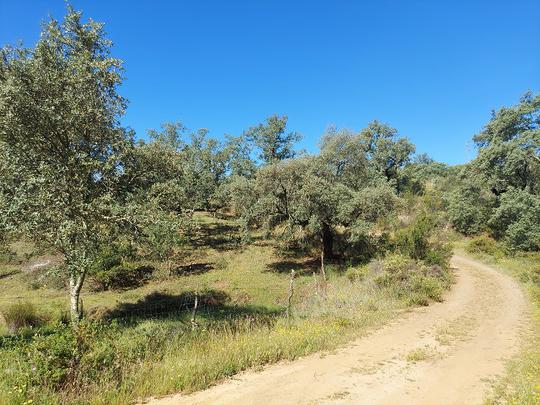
top-left (374, 253), bottom-right (449, 306)
top-left (8, 321), bottom-right (113, 392)
top-left (447, 180), bottom-right (495, 235)
top-left (90, 242), bottom-right (136, 274)
top-left (393, 213), bottom-right (452, 268)
top-left (1, 319), bottom-right (168, 399)
top-left (91, 263), bottom-right (154, 291)
top-left (0, 248), bottom-right (16, 264)
top-left (374, 253), bottom-right (416, 287)
top-left (408, 274), bottom-right (444, 304)
top-left (487, 188), bottom-right (540, 251)
top-left (423, 243), bottom-right (452, 268)
top-left (2, 302), bottom-right (44, 333)
top-left (466, 235), bottom-right (498, 255)
top-left (345, 266), bottom-right (368, 282)
top-left (394, 215), bottom-right (434, 260)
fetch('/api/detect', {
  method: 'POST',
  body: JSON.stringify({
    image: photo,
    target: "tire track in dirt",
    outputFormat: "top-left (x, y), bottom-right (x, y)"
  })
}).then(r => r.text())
top-left (146, 253), bottom-right (530, 405)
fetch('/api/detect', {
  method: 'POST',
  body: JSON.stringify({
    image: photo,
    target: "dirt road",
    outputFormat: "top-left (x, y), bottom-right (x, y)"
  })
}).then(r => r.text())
top-left (148, 254), bottom-right (530, 405)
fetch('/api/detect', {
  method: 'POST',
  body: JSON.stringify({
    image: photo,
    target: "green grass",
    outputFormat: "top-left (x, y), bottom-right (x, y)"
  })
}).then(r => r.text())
top-left (456, 237), bottom-right (540, 405)
top-left (0, 213), bottom-right (452, 405)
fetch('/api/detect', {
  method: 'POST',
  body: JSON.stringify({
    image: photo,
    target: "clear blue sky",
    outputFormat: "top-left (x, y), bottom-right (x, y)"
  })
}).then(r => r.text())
top-left (1, 1), bottom-right (539, 164)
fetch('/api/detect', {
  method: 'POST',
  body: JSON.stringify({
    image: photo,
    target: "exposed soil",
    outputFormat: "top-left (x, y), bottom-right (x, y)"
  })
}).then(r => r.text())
top-left (147, 254), bottom-right (531, 405)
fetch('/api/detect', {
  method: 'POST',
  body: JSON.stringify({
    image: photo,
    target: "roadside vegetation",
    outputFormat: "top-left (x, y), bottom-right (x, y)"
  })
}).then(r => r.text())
top-left (0, 5), bottom-right (537, 405)
top-left (0, 210), bottom-right (453, 404)
top-left (458, 236), bottom-right (540, 405)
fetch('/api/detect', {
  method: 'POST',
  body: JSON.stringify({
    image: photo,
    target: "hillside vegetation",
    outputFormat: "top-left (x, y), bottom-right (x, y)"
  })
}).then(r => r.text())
top-left (0, 6), bottom-right (538, 405)
top-left (0, 212), bottom-right (454, 404)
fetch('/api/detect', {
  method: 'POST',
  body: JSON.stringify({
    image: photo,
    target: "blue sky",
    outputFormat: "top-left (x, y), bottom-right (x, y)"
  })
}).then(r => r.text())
top-left (1, 1), bottom-right (539, 165)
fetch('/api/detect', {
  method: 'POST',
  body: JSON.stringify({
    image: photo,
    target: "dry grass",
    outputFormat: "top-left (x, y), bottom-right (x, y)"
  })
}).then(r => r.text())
top-left (456, 239), bottom-right (540, 405)
top-left (405, 345), bottom-right (439, 363)
top-left (0, 214), bottom-right (452, 405)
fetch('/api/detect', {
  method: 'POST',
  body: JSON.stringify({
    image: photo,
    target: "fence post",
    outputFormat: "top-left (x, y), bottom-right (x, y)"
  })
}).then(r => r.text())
top-left (286, 269), bottom-right (295, 322)
top-left (191, 292), bottom-right (199, 329)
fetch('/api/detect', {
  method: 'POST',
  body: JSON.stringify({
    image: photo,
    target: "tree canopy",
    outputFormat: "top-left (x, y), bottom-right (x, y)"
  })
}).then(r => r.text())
top-left (0, 7), bottom-right (133, 321)
top-left (447, 92), bottom-right (540, 250)
top-left (245, 114), bottom-right (301, 164)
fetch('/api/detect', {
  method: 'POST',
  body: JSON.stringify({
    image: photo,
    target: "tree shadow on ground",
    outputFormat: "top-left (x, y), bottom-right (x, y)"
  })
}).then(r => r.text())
top-left (266, 258), bottom-right (321, 276)
top-left (172, 262), bottom-right (214, 276)
top-left (0, 269), bottom-right (19, 280)
top-left (98, 290), bottom-right (281, 325)
top-left (191, 222), bottom-right (242, 251)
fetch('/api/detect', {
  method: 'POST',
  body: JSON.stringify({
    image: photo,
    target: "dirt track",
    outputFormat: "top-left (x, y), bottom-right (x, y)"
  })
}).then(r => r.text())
top-left (147, 254), bottom-right (530, 405)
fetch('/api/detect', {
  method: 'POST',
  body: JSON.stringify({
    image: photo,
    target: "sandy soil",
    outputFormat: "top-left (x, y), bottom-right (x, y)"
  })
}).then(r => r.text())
top-left (146, 254), bottom-right (531, 405)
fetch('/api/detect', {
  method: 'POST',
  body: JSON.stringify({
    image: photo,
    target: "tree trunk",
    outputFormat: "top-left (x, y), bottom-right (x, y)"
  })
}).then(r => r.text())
top-left (322, 224), bottom-right (334, 260)
top-left (69, 271), bottom-right (86, 323)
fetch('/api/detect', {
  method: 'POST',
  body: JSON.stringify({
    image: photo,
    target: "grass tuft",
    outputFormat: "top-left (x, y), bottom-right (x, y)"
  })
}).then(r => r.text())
top-left (1, 301), bottom-right (44, 333)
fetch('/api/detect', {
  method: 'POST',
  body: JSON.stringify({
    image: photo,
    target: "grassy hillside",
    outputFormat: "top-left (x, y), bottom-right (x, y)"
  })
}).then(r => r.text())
top-left (0, 213), bottom-right (452, 404)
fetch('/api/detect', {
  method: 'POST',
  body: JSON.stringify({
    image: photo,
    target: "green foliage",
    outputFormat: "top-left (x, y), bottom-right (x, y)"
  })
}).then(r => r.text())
top-left (375, 253), bottom-right (416, 285)
top-left (223, 134), bottom-right (257, 178)
top-left (345, 266), bottom-right (369, 282)
top-left (248, 157), bottom-right (354, 256)
top-left (393, 214), bottom-right (452, 268)
top-left (394, 215), bottom-right (434, 260)
top-left (133, 123), bottom-right (232, 212)
top-left (91, 263), bottom-right (154, 291)
top-left (90, 243), bottom-right (136, 274)
top-left (398, 153), bottom-right (449, 195)
top-left (2, 302), bottom-right (44, 333)
top-left (473, 91), bottom-right (540, 195)
top-left (243, 127), bottom-right (404, 262)
top-left (360, 120), bottom-right (416, 182)
top-left (447, 176), bottom-right (495, 235)
top-left (245, 115), bottom-right (301, 163)
top-left (423, 244), bottom-right (452, 267)
top-left (138, 210), bottom-right (190, 268)
top-left (465, 235), bottom-right (499, 255)
top-left (0, 6), bottom-right (135, 321)
top-left (447, 92), bottom-right (540, 252)
top-left (408, 274), bottom-right (445, 305)
top-left (3, 320), bottom-right (151, 396)
top-left (488, 188), bottom-right (540, 251)
top-left (374, 253), bottom-right (450, 306)
top-left (0, 247), bottom-right (16, 265)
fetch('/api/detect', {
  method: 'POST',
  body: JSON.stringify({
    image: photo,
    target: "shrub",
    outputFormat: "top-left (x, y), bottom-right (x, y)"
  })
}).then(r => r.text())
top-left (447, 180), bottom-right (495, 235)
top-left (375, 253), bottom-right (416, 285)
top-left (345, 266), bottom-right (368, 282)
top-left (23, 325), bottom-right (78, 389)
top-left (374, 253), bottom-right (449, 306)
top-left (466, 235), bottom-right (498, 255)
top-left (0, 248), bottom-right (16, 264)
top-left (91, 263), bottom-right (154, 291)
top-left (2, 319), bottom-right (168, 399)
top-left (487, 188), bottom-right (540, 251)
top-left (90, 242), bottom-right (136, 274)
top-left (8, 321), bottom-right (113, 392)
top-left (393, 213), bottom-right (452, 268)
top-left (423, 243), bottom-right (452, 268)
top-left (2, 302), bottom-right (44, 333)
top-left (394, 215), bottom-right (434, 260)
top-left (408, 274), bottom-right (444, 304)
